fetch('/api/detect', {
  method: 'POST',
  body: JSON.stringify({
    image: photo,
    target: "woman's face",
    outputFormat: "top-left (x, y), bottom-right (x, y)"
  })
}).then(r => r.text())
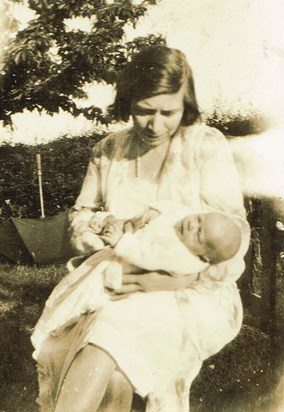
top-left (131, 88), bottom-right (184, 145)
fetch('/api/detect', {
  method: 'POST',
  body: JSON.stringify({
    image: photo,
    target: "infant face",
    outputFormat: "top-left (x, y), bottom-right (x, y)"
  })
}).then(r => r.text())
top-left (174, 213), bottom-right (209, 259)
top-left (174, 212), bottom-right (241, 264)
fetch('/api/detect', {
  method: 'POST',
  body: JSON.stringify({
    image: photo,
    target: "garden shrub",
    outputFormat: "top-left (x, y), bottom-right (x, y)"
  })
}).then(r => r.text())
top-left (0, 132), bottom-right (105, 218)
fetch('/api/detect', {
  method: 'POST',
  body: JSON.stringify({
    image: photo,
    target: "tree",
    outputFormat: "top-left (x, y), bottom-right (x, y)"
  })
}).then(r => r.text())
top-left (0, 0), bottom-right (165, 126)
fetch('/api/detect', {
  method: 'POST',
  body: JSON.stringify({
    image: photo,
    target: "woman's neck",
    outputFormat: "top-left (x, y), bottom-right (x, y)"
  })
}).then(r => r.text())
top-left (135, 137), bottom-right (172, 183)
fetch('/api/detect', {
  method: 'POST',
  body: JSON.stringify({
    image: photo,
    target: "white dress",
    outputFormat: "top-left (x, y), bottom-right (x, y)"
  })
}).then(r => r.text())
top-left (31, 203), bottom-right (211, 355)
top-left (32, 124), bottom-right (250, 412)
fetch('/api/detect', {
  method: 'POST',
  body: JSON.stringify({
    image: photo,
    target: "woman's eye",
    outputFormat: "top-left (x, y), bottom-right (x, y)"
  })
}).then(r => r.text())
top-left (132, 108), bottom-right (153, 116)
top-left (161, 111), bottom-right (174, 117)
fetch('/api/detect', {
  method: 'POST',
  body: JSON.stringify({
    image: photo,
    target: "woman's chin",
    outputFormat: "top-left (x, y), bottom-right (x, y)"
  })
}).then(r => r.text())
top-left (140, 133), bottom-right (170, 146)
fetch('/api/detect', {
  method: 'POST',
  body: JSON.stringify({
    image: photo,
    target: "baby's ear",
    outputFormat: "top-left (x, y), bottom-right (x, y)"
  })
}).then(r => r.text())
top-left (198, 254), bottom-right (210, 263)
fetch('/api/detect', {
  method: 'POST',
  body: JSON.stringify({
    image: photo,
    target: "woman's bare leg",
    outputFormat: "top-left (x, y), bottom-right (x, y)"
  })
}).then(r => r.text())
top-left (54, 344), bottom-right (116, 412)
top-left (98, 369), bottom-right (133, 412)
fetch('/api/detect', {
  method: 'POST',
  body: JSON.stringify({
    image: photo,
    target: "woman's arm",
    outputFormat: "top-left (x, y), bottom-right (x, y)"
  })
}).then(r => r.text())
top-left (109, 271), bottom-right (193, 298)
top-left (69, 140), bottom-right (108, 255)
top-left (199, 127), bottom-right (246, 217)
top-left (197, 127), bottom-right (251, 285)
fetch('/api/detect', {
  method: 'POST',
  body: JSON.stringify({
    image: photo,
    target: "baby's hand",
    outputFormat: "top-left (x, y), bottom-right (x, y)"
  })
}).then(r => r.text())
top-left (74, 230), bottom-right (105, 254)
top-left (89, 216), bottom-right (105, 234)
top-left (100, 216), bottom-right (124, 247)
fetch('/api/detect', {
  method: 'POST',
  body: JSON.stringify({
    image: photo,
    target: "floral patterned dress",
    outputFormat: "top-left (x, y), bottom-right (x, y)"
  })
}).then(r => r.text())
top-left (32, 123), bottom-right (250, 412)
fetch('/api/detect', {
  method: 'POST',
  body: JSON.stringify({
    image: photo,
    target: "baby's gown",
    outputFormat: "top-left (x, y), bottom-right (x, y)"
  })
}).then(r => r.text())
top-left (32, 196), bottom-right (210, 360)
top-left (31, 125), bottom-right (249, 412)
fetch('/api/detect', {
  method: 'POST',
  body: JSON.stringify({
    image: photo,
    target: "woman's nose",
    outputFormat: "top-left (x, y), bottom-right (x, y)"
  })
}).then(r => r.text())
top-left (148, 113), bottom-right (163, 133)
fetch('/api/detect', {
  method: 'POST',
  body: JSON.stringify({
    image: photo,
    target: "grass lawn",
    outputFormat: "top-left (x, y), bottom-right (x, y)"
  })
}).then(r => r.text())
top-left (0, 262), bottom-right (67, 412)
top-left (0, 261), bottom-right (283, 412)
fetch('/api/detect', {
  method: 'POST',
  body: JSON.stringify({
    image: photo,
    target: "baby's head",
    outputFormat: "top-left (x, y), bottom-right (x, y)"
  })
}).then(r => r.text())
top-left (174, 212), bottom-right (241, 264)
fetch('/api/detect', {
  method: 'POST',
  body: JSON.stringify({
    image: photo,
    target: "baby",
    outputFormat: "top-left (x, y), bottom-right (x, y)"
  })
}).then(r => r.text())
top-left (31, 204), bottom-right (242, 351)
top-left (90, 206), bottom-right (242, 276)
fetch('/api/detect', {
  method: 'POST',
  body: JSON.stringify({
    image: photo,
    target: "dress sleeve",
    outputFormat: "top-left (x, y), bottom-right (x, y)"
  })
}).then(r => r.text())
top-left (197, 127), bottom-right (251, 286)
top-left (69, 139), bottom-right (110, 255)
top-left (199, 127), bottom-right (246, 217)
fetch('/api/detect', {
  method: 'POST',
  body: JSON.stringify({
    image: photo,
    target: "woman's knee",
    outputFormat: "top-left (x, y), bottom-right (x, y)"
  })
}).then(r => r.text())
top-left (54, 345), bottom-right (116, 411)
top-left (98, 370), bottom-right (133, 412)
top-left (79, 344), bottom-right (116, 371)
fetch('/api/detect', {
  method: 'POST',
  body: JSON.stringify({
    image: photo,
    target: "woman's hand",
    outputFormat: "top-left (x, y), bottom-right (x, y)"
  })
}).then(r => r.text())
top-left (108, 271), bottom-right (192, 300)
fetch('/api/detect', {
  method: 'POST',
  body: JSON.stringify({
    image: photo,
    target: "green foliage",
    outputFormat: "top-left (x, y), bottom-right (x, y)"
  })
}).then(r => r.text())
top-left (0, 132), bottom-right (105, 217)
top-left (0, 0), bottom-right (165, 126)
top-left (206, 111), bottom-right (269, 136)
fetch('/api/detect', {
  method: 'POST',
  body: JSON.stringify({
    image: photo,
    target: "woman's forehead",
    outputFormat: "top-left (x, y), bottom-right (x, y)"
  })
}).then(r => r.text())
top-left (132, 89), bottom-right (184, 110)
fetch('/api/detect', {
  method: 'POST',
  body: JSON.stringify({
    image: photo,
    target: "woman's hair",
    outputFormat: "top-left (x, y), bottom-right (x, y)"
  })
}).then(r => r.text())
top-left (113, 46), bottom-right (200, 125)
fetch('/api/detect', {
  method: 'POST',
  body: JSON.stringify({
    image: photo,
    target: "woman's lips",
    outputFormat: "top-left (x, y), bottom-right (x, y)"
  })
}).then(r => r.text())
top-left (142, 131), bottom-right (168, 141)
top-left (144, 132), bottom-right (161, 139)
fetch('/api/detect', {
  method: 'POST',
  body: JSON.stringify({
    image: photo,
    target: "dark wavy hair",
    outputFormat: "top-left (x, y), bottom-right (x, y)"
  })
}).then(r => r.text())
top-left (113, 46), bottom-right (200, 126)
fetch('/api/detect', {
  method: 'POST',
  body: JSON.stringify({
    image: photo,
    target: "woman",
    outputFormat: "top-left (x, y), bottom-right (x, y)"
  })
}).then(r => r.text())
top-left (33, 46), bottom-right (250, 412)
